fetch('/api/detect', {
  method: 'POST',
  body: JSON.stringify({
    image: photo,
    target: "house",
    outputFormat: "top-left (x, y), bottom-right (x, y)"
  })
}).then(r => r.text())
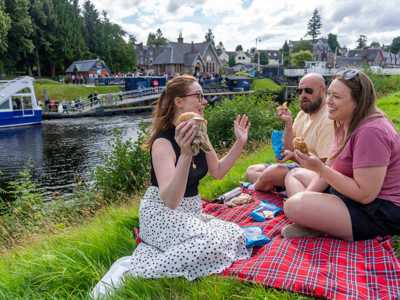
top-left (138, 34), bottom-right (222, 76)
top-left (65, 59), bottom-right (111, 81)
top-left (265, 50), bottom-right (281, 65)
top-left (383, 51), bottom-right (400, 68)
top-left (336, 48), bottom-right (386, 68)
top-left (135, 44), bottom-right (165, 75)
top-left (216, 44), bottom-right (230, 65)
top-left (234, 51), bottom-right (251, 64)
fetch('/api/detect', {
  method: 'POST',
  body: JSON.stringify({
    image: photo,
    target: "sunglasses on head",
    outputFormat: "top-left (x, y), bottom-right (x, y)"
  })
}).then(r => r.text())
top-left (335, 69), bottom-right (360, 80)
top-left (296, 87), bottom-right (314, 95)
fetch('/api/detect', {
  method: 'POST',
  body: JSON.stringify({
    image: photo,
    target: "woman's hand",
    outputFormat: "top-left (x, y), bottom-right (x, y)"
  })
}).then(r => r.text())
top-left (234, 114), bottom-right (250, 146)
top-left (277, 149), bottom-right (294, 163)
top-left (294, 150), bottom-right (325, 173)
top-left (175, 121), bottom-right (196, 156)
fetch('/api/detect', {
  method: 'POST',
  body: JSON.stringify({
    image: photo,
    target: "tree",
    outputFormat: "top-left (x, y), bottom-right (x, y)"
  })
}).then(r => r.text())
top-left (0, 1), bottom-right (11, 54)
top-left (82, 0), bottom-right (101, 55)
top-left (204, 28), bottom-right (214, 44)
top-left (253, 51), bottom-right (268, 65)
top-left (306, 9), bottom-right (322, 42)
top-left (290, 50), bottom-right (313, 67)
top-left (235, 44), bottom-right (243, 52)
top-left (292, 39), bottom-right (313, 53)
top-left (4, 0), bottom-right (34, 73)
top-left (356, 35), bottom-right (367, 49)
top-left (327, 33), bottom-right (340, 52)
top-left (369, 41), bottom-right (380, 48)
top-left (147, 28), bottom-right (167, 47)
top-left (228, 54), bottom-right (235, 67)
top-left (391, 36), bottom-right (400, 54)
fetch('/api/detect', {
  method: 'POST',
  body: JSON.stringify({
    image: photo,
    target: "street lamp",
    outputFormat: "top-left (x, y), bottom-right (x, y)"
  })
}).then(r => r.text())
top-left (256, 37), bottom-right (262, 72)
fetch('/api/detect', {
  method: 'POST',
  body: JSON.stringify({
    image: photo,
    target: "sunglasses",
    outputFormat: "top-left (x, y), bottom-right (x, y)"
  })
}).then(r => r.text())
top-left (183, 92), bottom-right (205, 103)
top-left (335, 69), bottom-right (360, 80)
top-left (296, 87), bottom-right (314, 95)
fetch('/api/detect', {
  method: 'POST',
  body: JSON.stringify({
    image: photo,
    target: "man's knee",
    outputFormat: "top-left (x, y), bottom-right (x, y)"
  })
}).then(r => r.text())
top-left (246, 164), bottom-right (266, 180)
top-left (261, 164), bottom-right (289, 180)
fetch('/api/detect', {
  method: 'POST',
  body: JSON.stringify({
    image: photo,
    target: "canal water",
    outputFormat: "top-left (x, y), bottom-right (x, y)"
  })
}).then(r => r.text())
top-left (0, 114), bottom-right (149, 198)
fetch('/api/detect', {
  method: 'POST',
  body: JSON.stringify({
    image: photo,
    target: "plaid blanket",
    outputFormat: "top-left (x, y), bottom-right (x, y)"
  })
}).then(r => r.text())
top-left (202, 190), bottom-right (400, 300)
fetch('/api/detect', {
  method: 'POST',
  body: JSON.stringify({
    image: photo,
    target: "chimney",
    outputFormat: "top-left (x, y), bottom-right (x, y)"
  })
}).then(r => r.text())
top-left (191, 41), bottom-right (196, 53)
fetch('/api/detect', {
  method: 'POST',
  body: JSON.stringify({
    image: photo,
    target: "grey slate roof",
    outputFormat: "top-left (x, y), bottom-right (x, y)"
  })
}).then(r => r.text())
top-left (335, 56), bottom-right (363, 67)
top-left (65, 59), bottom-right (111, 73)
top-left (153, 42), bottom-right (212, 66)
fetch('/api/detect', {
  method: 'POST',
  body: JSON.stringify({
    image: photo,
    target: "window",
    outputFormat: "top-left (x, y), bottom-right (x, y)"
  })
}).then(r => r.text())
top-left (12, 97), bottom-right (22, 110)
top-left (17, 88), bottom-right (31, 93)
top-left (0, 99), bottom-right (10, 110)
top-left (23, 96), bottom-right (33, 109)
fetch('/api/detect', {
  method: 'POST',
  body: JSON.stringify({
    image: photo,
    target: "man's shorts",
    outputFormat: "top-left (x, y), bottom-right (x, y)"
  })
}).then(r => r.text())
top-left (326, 187), bottom-right (400, 241)
top-left (264, 162), bottom-right (299, 170)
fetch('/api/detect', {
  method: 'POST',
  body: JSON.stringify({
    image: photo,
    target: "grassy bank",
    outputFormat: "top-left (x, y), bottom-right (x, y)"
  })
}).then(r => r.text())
top-left (0, 145), bottom-right (308, 300)
top-left (251, 78), bottom-right (282, 92)
top-left (0, 90), bottom-right (399, 299)
top-left (377, 91), bottom-right (400, 130)
top-left (34, 79), bottom-right (121, 102)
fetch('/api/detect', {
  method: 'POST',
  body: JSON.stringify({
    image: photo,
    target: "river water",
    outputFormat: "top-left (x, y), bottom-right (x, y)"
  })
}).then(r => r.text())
top-left (0, 114), bottom-right (149, 197)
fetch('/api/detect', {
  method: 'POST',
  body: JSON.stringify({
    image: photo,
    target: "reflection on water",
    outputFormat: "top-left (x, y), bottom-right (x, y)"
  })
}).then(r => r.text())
top-left (0, 114), bottom-right (149, 197)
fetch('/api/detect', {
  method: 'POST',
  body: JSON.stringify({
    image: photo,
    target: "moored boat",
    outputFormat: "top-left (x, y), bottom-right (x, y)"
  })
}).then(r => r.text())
top-left (0, 77), bottom-right (42, 128)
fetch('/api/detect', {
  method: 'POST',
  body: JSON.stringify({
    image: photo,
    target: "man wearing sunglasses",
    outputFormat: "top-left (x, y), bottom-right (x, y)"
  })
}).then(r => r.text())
top-left (246, 73), bottom-right (334, 193)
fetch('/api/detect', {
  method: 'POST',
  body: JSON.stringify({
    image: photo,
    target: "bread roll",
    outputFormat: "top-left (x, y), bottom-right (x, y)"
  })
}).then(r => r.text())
top-left (292, 137), bottom-right (309, 155)
top-left (175, 112), bottom-right (210, 155)
top-left (176, 112), bottom-right (205, 124)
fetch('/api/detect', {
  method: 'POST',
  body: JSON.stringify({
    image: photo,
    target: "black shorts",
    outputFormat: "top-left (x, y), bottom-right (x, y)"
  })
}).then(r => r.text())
top-left (326, 187), bottom-right (400, 241)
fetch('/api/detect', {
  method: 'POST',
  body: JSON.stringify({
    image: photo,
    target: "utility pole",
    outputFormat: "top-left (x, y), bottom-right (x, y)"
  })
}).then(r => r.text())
top-left (256, 37), bottom-right (261, 72)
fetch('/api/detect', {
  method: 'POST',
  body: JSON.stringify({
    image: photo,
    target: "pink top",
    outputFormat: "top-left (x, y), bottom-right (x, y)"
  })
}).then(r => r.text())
top-left (331, 117), bottom-right (400, 206)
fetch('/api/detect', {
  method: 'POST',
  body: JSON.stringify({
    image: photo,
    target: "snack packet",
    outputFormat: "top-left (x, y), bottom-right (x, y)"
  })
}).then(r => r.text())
top-left (250, 200), bottom-right (283, 222)
top-left (241, 226), bottom-right (271, 248)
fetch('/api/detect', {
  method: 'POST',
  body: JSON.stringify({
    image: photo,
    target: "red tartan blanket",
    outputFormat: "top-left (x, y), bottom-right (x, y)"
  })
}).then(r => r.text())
top-left (202, 190), bottom-right (400, 300)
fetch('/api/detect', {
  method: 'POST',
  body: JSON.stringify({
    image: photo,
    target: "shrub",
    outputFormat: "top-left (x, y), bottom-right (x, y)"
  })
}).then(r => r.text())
top-left (0, 169), bottom-right (45, 246)
top-left (366, 73), bottom-right (400, 97)
top-left (94, 125), bottom-right (150, 201)
top-left (205, 94), bottom-right (283, 149)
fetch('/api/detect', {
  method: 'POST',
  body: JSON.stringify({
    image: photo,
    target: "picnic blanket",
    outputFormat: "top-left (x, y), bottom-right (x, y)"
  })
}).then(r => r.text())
top-left (202, 189), bottom-right (400, 300)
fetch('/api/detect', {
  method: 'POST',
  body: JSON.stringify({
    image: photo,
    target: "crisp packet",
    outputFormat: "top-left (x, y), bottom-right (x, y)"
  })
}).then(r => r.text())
top-left (241, 226), bottom-right (271, 248)
top-left (250, 200), bottom-right (283, 222)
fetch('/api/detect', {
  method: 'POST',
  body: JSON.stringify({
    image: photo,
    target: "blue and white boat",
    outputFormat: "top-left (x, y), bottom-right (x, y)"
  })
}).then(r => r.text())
top-left (0, 76), bottom-right (42, 128)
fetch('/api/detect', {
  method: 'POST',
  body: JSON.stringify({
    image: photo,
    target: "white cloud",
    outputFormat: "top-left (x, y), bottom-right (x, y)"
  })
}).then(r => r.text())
top-left (81, 0), bottom-right (400, 50)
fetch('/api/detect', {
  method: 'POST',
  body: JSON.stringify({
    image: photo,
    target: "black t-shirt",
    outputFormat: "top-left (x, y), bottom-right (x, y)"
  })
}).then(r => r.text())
top-left (150, 127), bottom-right (208, 197)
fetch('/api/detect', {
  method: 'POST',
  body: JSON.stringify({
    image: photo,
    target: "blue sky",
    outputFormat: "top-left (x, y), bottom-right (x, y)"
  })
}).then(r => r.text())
top-left (85, 0), bottom-right (400, 51)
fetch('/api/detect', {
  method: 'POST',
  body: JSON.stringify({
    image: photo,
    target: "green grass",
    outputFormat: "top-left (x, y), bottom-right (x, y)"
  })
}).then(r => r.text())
top-left (251, 78), bottom-right (282, 92)
top-left (34, 80), bottom-right (121, 102)
top-left (199, 144), bottom-right (274, 199)
top-left (377, 91), bottom-right (400, 130)
top-left (0, 203), bottom-right (139, 299)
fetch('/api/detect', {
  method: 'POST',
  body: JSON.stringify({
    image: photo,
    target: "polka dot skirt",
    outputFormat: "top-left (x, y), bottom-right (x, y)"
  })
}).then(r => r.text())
top-left (128, 186), bottom-right (251, 281)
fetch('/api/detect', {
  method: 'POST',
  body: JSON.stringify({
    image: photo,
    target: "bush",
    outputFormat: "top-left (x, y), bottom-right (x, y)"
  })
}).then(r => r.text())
top-left (0, 169), bottom-right (45, 246)
top-left (94, 125), bottom-right (150, 201)
top-left (368, 74), bottom-right (400, 97)
top-left (205, 94), bottom-right (283, 149)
